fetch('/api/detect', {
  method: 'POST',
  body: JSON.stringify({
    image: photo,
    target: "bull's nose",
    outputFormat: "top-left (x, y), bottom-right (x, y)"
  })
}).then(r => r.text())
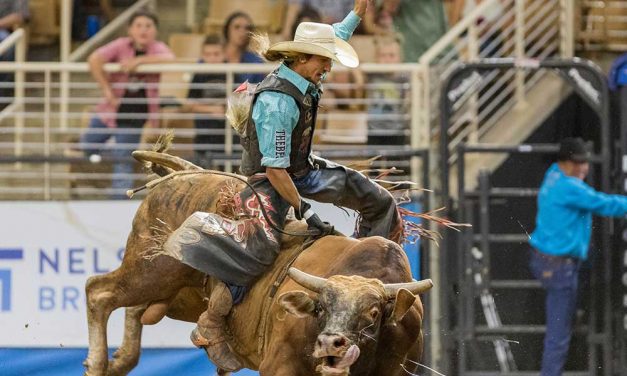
top-left (316, 333), bottom-right (349, 352)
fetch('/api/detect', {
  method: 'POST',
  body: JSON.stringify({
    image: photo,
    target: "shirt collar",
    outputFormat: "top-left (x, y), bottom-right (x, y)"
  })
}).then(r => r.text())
top-left (277, 63), bottom-right (322, 96)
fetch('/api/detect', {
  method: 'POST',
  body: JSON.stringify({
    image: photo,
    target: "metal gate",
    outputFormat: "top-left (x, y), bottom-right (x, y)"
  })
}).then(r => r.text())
top-left (438, 58), bottom-right (618, 375)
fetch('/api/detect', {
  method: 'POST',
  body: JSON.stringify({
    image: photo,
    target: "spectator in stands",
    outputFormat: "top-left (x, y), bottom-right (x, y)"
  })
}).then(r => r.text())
top-left (185, 34), bottom-right (227, 168)
top-left (363, 0), bottom-right (399, 35)
top-left (608, 53), bottom-right (627, 92)
top-left (529, 138), bottom-right (627, 376)
top-left (364, 0), bottom-right (448, 62)
top-left (0, 0), bottom-right (29, 98)
top-left (0, 0), bottom-right (28, 42)
top-left (223, 11), bottom-right (265, 84)
top-left (367, 34), bottom-right (408, 146)
top-left (80, 10), bottom-right (174, 199)
top-left (290, 4), bottom-right (321, 38)
top-left (281, 0), bottom-right (354, 40)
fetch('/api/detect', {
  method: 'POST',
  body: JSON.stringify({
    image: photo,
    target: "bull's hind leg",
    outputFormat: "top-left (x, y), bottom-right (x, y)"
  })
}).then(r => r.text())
top-left (84, 252), bottom-right (197, 375)
top-left (107, 304), bottom-right (148, 376)
top-left (84, 273), bottom-right (119, 375)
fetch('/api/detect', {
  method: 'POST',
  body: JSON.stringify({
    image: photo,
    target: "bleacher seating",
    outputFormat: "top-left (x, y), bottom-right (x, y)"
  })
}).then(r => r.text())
top-left (316, 111), bottom-right (368, 145)
top-left (28, 0), bottom-right (61, 44)
top-left (168, 33), bottom-right (206, 59)
top-left (348, 35), bottom-right (377, 63)
top-left (577, 0), bottom-right (627, 51)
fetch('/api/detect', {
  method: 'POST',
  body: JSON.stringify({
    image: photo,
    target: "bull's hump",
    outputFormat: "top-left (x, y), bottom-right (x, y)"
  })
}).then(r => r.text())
top-left (296, 236), bottom-right (410, 283)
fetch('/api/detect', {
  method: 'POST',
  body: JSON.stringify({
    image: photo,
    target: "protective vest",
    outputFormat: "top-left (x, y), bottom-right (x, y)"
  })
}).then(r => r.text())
top-left (240, 72), bottom-right (319, 176)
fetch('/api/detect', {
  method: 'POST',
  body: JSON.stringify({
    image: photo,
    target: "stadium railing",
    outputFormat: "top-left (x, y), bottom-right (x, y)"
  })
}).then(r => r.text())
top-left (419, 0), bottom-right (574, 162)
top-left (0, 61), bottom-right (424, 200)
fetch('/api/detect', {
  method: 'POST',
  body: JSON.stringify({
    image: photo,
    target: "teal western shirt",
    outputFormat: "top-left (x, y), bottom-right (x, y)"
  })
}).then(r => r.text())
top-left (252, 11), bottom-right (361, 168)
top-left (529, 163), bottom-right (627, 259)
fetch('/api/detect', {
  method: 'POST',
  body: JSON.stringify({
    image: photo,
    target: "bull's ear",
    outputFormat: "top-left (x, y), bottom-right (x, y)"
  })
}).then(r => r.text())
top-left (278, 291), bottom-right (317, 318)
top-left (387, 288), bottom-right (416, 326)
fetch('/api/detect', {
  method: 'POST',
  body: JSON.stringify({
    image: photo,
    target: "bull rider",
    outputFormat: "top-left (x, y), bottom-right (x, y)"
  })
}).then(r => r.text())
top-left (163, 0), bottom-right (402, 371)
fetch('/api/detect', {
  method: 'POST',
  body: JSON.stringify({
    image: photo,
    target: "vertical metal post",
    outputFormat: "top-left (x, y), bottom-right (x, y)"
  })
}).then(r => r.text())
top-left (44, 70), bottom-right (52, 200)
top-left (423, 60), bottom-right (443, 371)
top-left (60, 0), bottom-right (72, 62)
top-left (619, 84), bottom-right (627, 376)
top-left (514, 0), bottom-right (527, 106)
top-left (186, 0), bottom-right (197, 30)
top-left (478, 170), bottom-right (491, 290)
top-left (224, 70), bottom-right (234, 173)
top-left (13, 31), bottom-right (26, 162)
top-left (457, 143), bottom-right (468, 375)
top-left (598, 69), bottom-right (613, 376)
top-left (59, 0), bottom-right (72, 136)
top-left (467, 24), bottom-right (479, 144)
top-left (59, 71), bottom-right (69, 132)
top-left (410, 67), bottom-right (421, 185)
top-left (559, 0), bottom-right (574, 58)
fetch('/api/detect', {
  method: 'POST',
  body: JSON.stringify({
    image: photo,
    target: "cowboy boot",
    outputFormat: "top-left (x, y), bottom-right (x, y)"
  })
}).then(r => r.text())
top-left (190, 281), bottom-right (242, 371)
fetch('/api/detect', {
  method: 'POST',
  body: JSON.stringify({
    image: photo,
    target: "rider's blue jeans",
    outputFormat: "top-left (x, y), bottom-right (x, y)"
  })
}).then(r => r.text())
top-left (529, 249), bottom-right (581, 376)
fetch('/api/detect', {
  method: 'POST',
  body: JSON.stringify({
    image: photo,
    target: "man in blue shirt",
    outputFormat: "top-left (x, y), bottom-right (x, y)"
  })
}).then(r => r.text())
top-left (529, 138), bottom-right (627, 376)
top-left (164, 0), bottom-right (403, 371)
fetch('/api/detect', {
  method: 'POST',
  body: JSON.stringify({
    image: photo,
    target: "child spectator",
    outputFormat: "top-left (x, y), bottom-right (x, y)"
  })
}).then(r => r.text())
top-left (80, 10), bottom-right (174, 198)
top-left (367, 34), bottom-right (408, 146)
top-left (223, 12), bottom-right (265, 84)
top-left (185, 34), bottom-right (228, 167)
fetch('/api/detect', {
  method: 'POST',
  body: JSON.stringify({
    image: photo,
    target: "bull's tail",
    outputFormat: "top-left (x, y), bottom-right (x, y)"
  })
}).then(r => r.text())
top-left (133, 151), bottom-right (203, 176)
top-left (133, 130), bottom-right (204, 177)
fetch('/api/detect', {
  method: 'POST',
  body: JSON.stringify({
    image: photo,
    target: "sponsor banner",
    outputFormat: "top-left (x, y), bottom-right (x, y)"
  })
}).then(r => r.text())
top-left (0, 201), bottom-right (194, 348)
top-left (0, 199), bottom-right (419, 350)
top-left (0, 348), bottom-right (259, 376)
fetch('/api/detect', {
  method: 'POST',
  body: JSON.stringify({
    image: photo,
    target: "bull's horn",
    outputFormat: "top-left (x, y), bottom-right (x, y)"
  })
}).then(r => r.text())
top-left (132, 151), bottom-right (203, 171)
top-left (384, 279), bottom-right (433, 297)
top-left (288, 267), bottom-right (327, 293)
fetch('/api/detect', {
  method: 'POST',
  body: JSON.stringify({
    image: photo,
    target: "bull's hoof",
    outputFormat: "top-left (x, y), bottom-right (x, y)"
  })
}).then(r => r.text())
top-left (107, 351), bottom-right (139, 376)
top-left (83, 358), bottom-right (107, 376)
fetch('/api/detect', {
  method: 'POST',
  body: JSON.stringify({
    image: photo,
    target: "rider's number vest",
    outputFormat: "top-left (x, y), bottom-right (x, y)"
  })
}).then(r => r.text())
top-left (240, 72), bottom-right (319, 177)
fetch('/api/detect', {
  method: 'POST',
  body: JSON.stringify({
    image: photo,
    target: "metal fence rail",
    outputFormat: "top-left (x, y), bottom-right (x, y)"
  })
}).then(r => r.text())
top-left (0, 62), bottom-right (424, 200)
top-left (419, 0), bottom-right (572, 157)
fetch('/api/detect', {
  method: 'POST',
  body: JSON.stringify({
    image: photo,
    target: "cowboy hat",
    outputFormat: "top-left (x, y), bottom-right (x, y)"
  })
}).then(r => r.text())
top-left (268, 22), bottom-right (359, 68)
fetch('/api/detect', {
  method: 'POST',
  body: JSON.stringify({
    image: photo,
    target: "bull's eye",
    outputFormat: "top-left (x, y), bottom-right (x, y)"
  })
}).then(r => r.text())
top-left (314, 303), bottom-right (326, 318)
top-left (369, 307), bottom-right (379, 321)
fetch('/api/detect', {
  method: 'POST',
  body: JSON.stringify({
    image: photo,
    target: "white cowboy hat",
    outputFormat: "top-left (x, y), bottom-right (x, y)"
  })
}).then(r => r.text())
top-left (268, 22), bottom-right (359, 68)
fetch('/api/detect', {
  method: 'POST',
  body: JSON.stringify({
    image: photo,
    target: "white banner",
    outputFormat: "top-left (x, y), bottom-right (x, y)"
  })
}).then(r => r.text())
top-left (0, 201), bottom-right (195, 348)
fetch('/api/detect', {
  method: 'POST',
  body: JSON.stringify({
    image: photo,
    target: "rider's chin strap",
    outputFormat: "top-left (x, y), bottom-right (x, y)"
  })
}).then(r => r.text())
top-left (128, 170), bottom-right (323, 238)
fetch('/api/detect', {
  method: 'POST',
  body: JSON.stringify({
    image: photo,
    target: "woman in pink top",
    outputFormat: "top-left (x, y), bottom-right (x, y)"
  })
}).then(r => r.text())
top-left (80, 10), bottom-right (174, 198)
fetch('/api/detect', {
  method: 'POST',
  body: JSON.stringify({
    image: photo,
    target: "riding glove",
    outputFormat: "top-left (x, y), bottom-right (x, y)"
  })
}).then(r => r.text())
top-left (296, 201), bottom-right (334, 236)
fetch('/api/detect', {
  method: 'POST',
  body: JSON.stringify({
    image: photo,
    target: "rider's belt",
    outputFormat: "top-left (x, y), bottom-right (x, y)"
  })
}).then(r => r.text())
top-left (533, 248), bottom-right (578, 265)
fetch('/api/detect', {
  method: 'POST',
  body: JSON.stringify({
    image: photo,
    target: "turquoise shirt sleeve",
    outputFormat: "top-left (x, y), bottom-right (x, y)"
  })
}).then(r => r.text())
top-left (251, 91), bottom-right (300, 168)
top-left (333, 11), bottom-right (361, 41)
top-left (561, 179), bottom-right (627, 217)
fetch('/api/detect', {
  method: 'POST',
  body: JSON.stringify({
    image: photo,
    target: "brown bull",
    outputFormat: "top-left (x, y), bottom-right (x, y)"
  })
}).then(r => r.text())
top-left (84, 156), bottom-right (432, 376)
